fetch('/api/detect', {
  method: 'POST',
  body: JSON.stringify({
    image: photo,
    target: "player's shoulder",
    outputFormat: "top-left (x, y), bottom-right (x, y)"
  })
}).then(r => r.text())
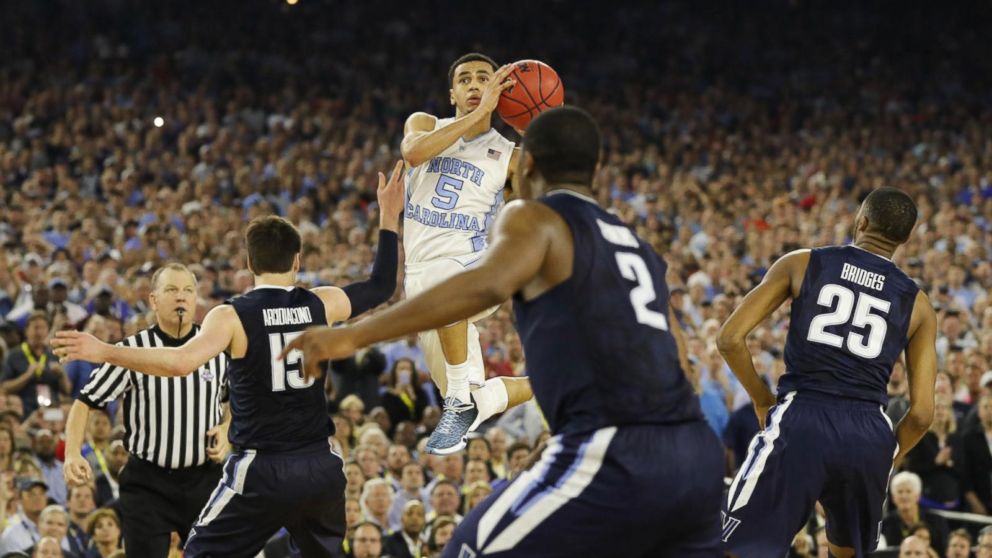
top-left (404, 112), bottom-right (438, 134)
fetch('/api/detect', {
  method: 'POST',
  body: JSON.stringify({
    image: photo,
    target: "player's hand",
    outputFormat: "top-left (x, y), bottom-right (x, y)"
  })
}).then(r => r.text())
top-left (51, 331), bottom-right (106, 364)
top-left (477, 64), bottom-right (516, 116)
top-left (752, 393), bottom-right (777, 430)
top-left (64, 453), bottom-right (93, 486)
top-left (206, 422), bottom-right (231, 464)
top-left (377, 160), bottom-right (405, 231)
top-left (279, 326), bottom-right (359, 381)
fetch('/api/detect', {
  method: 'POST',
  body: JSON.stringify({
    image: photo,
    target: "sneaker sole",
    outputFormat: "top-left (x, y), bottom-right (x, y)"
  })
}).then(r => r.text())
top-left (425, 438), bottom-right (468, 455)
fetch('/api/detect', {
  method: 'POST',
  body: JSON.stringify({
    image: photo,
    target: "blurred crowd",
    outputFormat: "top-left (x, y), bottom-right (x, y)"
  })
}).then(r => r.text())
top-left (0, 0), bottom-right (990, 557)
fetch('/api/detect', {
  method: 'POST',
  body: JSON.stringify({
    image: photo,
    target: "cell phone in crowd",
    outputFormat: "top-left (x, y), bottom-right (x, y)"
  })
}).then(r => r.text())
top-left (42, 408), bottom-right (64, 422)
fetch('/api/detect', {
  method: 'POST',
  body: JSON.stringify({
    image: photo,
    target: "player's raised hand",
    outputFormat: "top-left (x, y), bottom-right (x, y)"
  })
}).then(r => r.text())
top-left (478, 64), bottom-right (517, 115)
top-left (63, 452), bottom-right (93, 486)
top-left (51, 330), bottom-right (106, 364)
top-left (377, 160), bottom-right (405, 230)
top-left (279, 326), bottom-right (359, 382)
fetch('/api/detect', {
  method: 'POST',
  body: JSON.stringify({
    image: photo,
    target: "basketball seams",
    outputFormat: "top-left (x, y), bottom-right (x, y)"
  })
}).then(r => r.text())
top-left (496, 60), bottom-right (563, 127)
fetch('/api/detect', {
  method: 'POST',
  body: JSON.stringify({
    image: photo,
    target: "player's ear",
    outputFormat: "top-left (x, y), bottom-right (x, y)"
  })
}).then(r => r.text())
top-left (449, 89), bottom-right (455, 106)
top-left (245, 254), bottom-right (254, 275)
top-left (292, 253), bottom-right (301, 273)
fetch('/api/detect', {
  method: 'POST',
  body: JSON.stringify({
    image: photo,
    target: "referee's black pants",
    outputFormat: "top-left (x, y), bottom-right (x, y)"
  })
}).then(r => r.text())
top-left (119, 456), bottom-right (223, 558)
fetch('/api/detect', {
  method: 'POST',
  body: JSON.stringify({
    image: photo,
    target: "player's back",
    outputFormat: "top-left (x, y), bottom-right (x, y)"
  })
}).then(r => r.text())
top-left (404, 118), bottom-right (515, 263)
top-left (225, 286), bottom-right (330, 452)
top-left (512, 191), bottom-right (701, 436)
top-left (780, 245), bottom-right (919, 403)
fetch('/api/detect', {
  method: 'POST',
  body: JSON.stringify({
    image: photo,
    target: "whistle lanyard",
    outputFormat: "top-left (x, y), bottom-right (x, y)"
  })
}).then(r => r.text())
top-left (21, 343), bottom-right (46, 378)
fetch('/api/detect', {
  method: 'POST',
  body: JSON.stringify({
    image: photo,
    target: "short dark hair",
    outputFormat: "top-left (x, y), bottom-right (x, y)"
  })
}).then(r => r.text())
top-left (26, 310), bottom-right (50, 329)
top-left (245, 216), bottom-right (301, 274)
top-left (522, 106), bottom-right (601, 185)
top-left (448, 53), bottom-right (498, 86)
top-left (507, 441), bottom-right (531, 456)
top-left (861, 187), bottom-right (917, 243)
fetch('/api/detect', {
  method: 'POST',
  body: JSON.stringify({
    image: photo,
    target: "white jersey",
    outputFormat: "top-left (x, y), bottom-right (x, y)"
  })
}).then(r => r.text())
top-left (403, 117), bottom-right (515, 264)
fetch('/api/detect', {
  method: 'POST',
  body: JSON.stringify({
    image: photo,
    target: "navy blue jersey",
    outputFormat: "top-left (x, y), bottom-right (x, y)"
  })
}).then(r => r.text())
top-left (779, 246), bottom-right (919, 404)
top-left (512, 191), bottom-right (701, 436)
top-left (225, 286), bottom-right (330, 452)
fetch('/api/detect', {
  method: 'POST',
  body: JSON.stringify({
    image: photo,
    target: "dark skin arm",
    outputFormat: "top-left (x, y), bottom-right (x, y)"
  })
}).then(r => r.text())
top-left (717, 250), bottom-right (809, 428)
top-left (282, 200), bottom-right (572, 379)
top-left (894, 290), bottom-right (937, 466)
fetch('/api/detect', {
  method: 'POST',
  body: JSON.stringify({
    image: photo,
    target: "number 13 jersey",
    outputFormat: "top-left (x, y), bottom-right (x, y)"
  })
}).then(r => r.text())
top-left (225, 286), bottom-right (330, 452)
top-left (403, 118), bottom-right (515, 265)
top-left (780, 246), bottom-right (919, 404)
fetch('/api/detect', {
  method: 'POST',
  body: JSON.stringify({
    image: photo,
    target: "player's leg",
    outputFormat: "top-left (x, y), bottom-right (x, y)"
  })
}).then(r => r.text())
top-left (438, 319), bottom-right (471, 402)
top-left (175, 462), bottom-right (223, 546)
top-left (284, 448), bottom-right (348, 558)
top-left (183, 451), bottom-right (282, 557)
top-left (722, 393), bottom-right (825, 558)
top-left (818, 402), bottom-right (898, 557)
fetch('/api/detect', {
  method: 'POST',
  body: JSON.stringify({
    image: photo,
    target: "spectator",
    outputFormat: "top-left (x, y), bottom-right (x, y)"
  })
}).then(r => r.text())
top-left (350, 522), bottom-right (387, 558)
top-left (426, 481), bottom-right (462, 524)
top-left (424, 516), bottom-right (456, 558)
top-left (383, 444), bottom-right (412, 490)
top-left (462, 481), bottom-right (492, 515)
top-left (345, 460), bottom-right (368, 501)
top-left (977, 526), bottom-right (992, 558)
top-left (905, 397), bottom-right (964, 509)
top-left (0, 479), bottom-right (49, 554)
top-left (92, 441), bottom-right (126, 508)
top-left (962, 394), bottom-right (992, 514)
top-left (360, 479), bottom-right (395, 532)
top-left (383, 500), bottom-right (424, 558)
top-left (0, 313), bottom-right (70, 417)
top-left (31, 431), bottom-right (65, 505)
top-left (483, 428), bottom-right (509, 480)
top-left (83, 509), bottom-right (121, 558)
top-left (330, 348), bottom-right (386, 411)
top-left (881, 472), bottom-right (950, 554)
top-left (945, 528), bottom-right (971, 558)
top-left (898, 535), bottom-right (929, 558)
top-left (340, 396), bottom-right (367, 428)
top-left (505, 442), bottom-right (531, 479)
top-left (64, 485), bottom-right (95, 556)
top-left (379, 359), bottom-right (429, 434)
top-left (31, 506), bottom-right (72, 556)
top-left (388, 463), bottom-right (429, 531)
top-left (30, 537), bottom-right (63, 558)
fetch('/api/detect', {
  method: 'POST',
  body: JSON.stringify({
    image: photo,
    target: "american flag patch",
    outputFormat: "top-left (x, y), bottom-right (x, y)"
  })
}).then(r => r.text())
top-left (487, 148), bottom-right (501, 160)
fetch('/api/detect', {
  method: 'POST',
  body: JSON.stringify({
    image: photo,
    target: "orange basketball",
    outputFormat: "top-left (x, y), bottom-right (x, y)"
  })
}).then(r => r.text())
top-left (497, 60), bottom-right (565, 131)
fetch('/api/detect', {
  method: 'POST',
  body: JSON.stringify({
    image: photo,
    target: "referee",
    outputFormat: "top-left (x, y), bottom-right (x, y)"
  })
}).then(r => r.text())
top-left (63, 263), bottom-right (230, 557)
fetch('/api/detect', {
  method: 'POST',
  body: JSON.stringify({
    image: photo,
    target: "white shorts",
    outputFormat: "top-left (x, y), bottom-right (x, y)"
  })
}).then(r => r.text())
top-left (405, 256), bottom-right (498, 387)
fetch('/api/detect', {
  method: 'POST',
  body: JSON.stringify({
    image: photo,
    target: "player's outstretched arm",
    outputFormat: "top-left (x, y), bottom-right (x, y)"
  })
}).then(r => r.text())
top-left (52, 305), bottom-right (236, 377)
top-left (314, 162), bottom-right (403, 322)
top-left (894, 291), bottom-right (937, 466)
top-left (717, 250), bottom-right (809, 428)
top-left (401, 65), bottom-right (516, 167)
top-left (283, 200), bottom-right (552, 380)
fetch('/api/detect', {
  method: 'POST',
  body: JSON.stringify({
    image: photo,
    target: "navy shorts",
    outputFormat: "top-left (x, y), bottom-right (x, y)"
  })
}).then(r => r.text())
top-left (184, 442), bottom-right (347, 558)
top-left (444, 420), bottom-right (724, 558)
top-left (722, 391), bottom-right (898, 558)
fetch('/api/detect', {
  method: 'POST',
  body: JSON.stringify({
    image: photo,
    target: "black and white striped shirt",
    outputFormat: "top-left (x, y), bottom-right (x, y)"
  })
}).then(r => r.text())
top-left (79, 324), bottom-right (229, 469)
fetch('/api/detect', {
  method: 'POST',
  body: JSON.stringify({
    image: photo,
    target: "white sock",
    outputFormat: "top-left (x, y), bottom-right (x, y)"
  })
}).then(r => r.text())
top-left (471, 378), bottom-right (509, 430)
top-left (445, 360), bottom-right (471, 403)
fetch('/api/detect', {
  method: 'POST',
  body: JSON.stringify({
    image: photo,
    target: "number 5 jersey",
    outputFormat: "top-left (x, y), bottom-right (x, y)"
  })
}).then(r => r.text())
top-left (403, 118), bottom-right (515, 265)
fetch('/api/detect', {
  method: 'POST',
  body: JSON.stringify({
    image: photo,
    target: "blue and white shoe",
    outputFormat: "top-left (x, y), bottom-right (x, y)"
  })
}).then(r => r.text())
top-left (425, 396), bottom-right (478, 455)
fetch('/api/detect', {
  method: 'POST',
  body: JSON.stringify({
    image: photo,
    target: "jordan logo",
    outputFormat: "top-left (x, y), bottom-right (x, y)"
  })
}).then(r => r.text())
top-left (721, 511), bottom-right (741, 542)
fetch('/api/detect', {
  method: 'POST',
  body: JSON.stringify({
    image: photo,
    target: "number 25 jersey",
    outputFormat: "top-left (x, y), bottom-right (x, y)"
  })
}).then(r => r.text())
top-left (780, 246), bottom-right (919, 404)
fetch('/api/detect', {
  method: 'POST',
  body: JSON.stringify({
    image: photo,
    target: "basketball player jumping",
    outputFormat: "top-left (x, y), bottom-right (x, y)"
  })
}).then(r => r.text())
top-left (52, 163), bottom-right (406, 557)
top-left (284, 107), bottom-right (724, 557)
top-left (402, 52), bottom-right (533, 454)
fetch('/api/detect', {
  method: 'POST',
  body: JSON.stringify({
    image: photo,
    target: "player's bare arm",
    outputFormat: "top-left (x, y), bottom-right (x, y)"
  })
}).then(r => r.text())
top-left (52, 304), bottom-right (238, 377)
top-left (893, 290), bottom-right (937, 465)
top-left (282, 200), bottom-right (559, 380)
top-left (312, 161), bottom-right (403, 323)
top-left (401, 64), bottom-right (516, 167)
top-left (718, 250), bottom-right (811, 428)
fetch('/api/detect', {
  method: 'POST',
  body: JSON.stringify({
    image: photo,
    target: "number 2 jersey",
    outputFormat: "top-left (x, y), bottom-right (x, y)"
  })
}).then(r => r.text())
top-left (779, 246), bottom-right (919, 404)
top-left (225, 286), bottom-right (330, 452)
top-left (512, 191), bottom-right (702, 436)
top-left (403, 117), bottom-right (515, 264)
